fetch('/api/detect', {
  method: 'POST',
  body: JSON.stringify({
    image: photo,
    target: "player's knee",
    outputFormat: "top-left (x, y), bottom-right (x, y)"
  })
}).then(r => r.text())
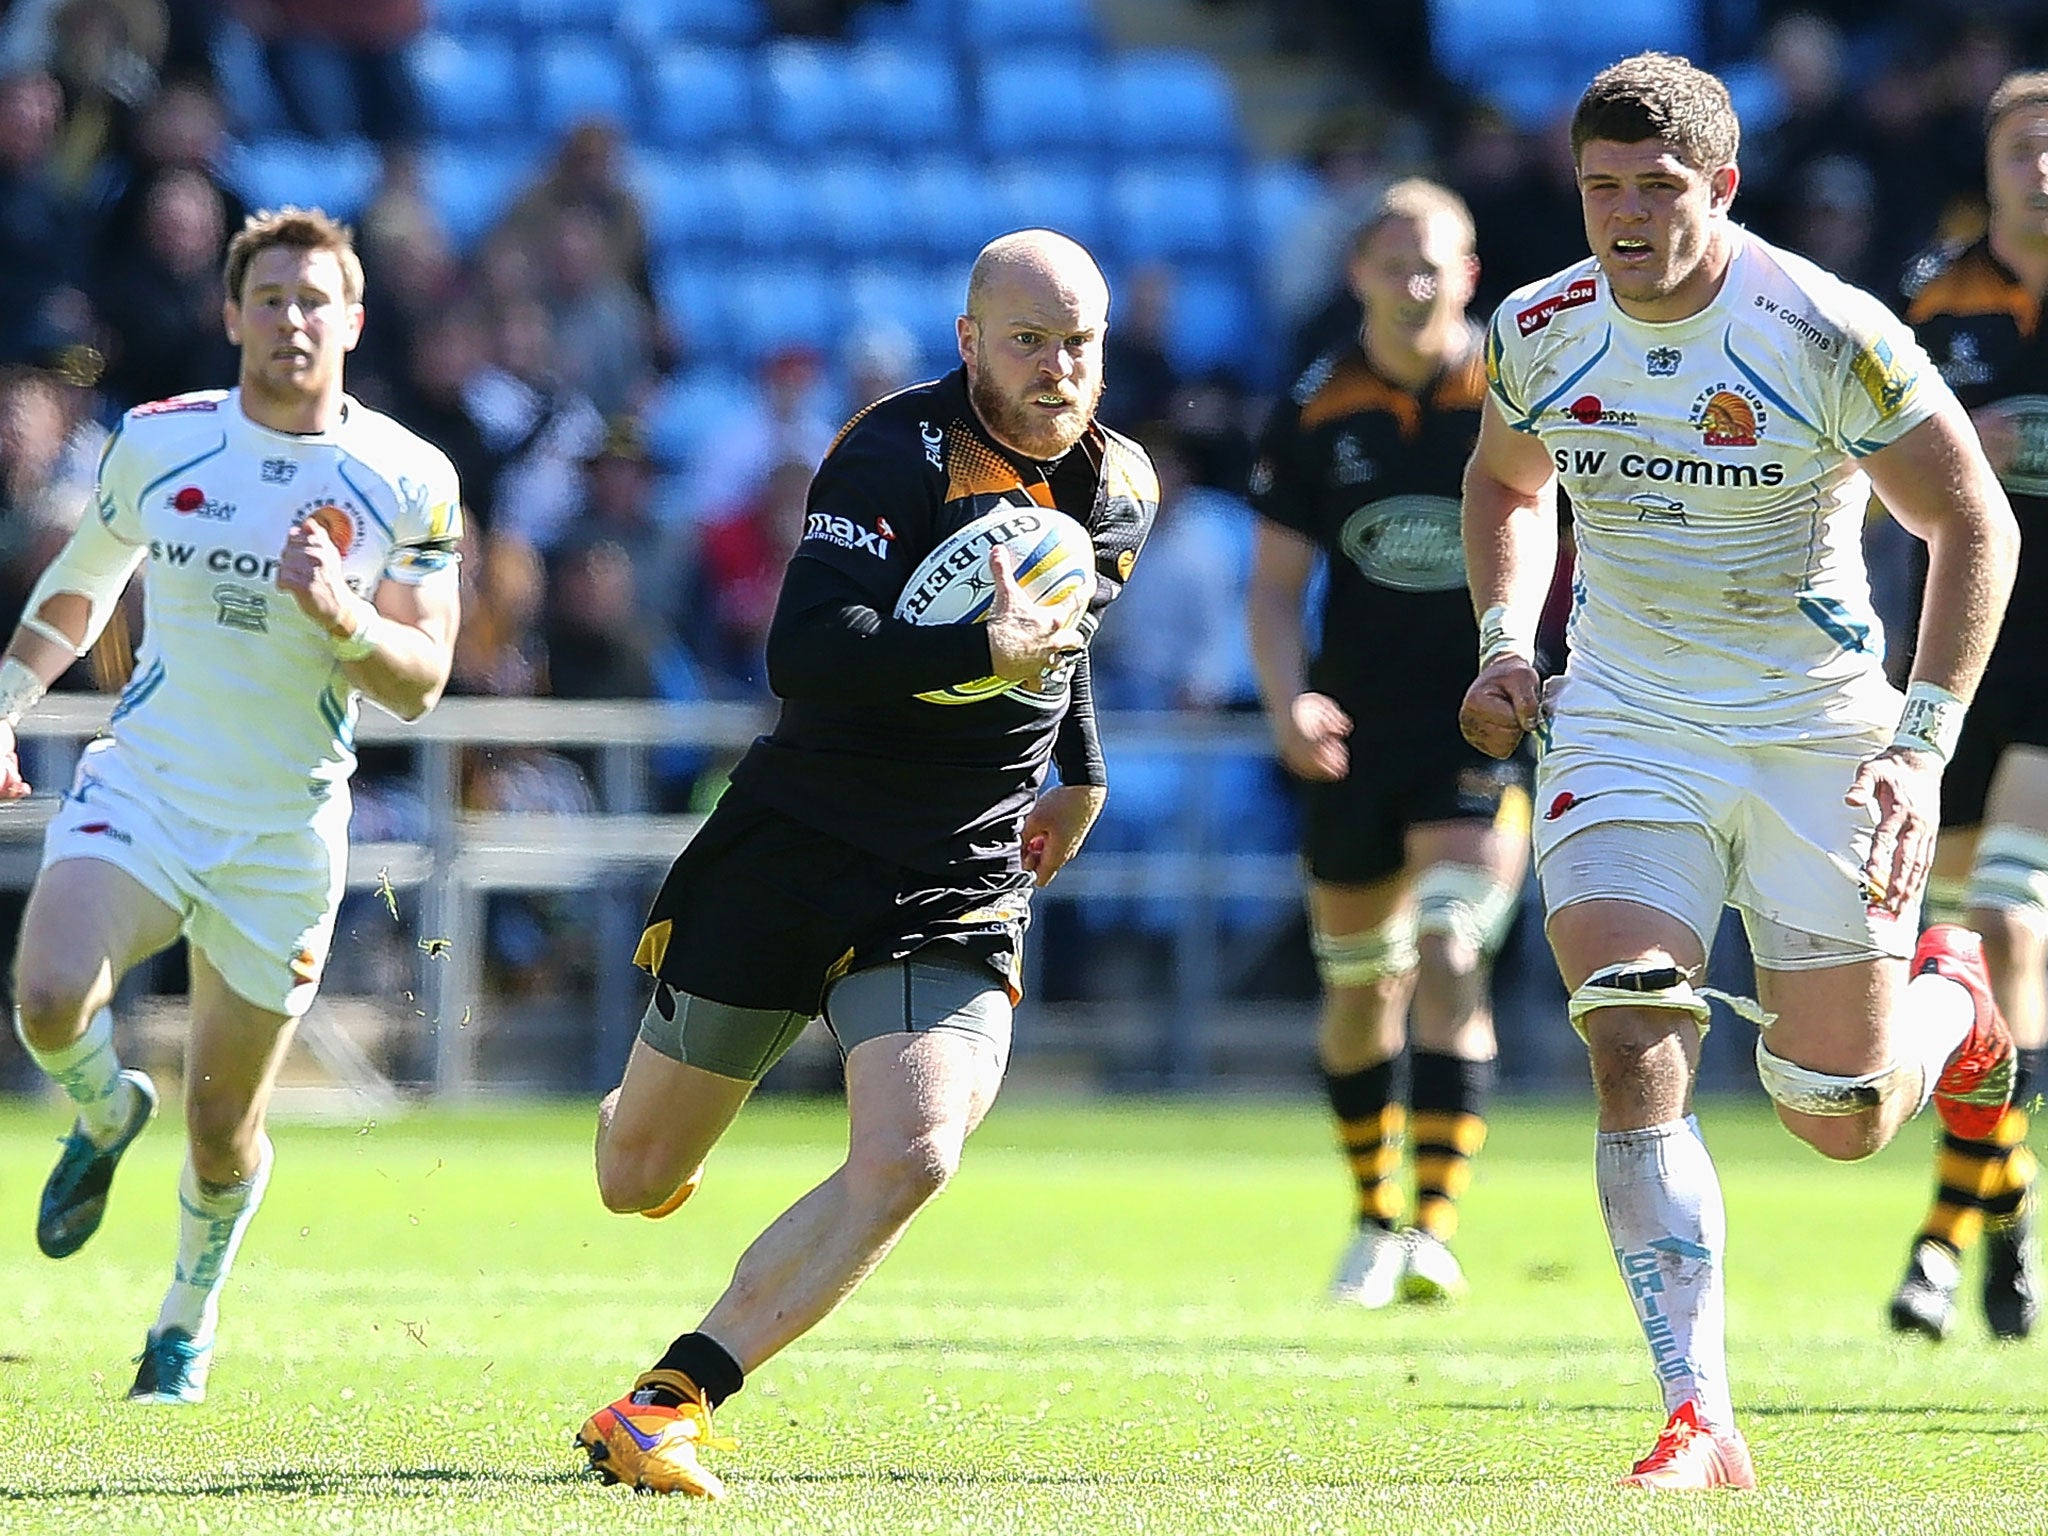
top-left (1975, 903), bottom-right (2045, 974)
top-left (852, 1130), bottom-right (959, 1218)
top-left (11, 964), bottom-right (99, 1045)
top-left (1754, 1039), bottom-right (1903, 1162)
top-left (594, 1131), bottom-right (672, 1215)
top-left (1414, 863), bottom-right (1518, 975)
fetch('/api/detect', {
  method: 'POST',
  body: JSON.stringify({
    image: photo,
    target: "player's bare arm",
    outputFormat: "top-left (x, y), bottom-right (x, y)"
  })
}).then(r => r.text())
top-left (1853, 403), bottom-right (2021, 912)
top-left (0, 512), bottom-right (148, 797)
top-left (1248, 520), bottom-right (1350, 781)
top-left (1458, 396), bottom-right (1559, 759)
top-left (277, 520), bottom-right (460, 721)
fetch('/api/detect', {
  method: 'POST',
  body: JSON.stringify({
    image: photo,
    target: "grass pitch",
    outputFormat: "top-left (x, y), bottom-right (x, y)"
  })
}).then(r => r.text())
top-left (0, 1092), bottom-right (2041, 1534)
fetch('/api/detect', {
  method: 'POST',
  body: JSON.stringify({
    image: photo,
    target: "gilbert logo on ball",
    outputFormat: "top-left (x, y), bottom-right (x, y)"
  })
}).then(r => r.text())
top-left (894, 503), bottom-right (1095, 705)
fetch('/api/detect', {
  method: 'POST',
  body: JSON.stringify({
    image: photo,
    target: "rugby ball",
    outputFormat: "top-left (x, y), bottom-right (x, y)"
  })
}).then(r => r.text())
top-left (893, 503), bottom-right (1095, 705)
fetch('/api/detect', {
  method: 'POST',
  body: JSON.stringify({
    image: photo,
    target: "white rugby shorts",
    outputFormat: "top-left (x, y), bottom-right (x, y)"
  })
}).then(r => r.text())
top-left (42, 740), bottom-right (350, 1016)
top-left (1532, 674), bottom-right (1916, 968)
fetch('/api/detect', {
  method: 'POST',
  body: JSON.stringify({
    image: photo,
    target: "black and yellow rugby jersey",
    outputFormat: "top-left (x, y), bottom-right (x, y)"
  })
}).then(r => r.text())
top-left (729, 368), bottom-right (1158, 875)
top-left (1248, 335), bottom-right (1488, 713)
top-left (1904, 237), bottom-right (2048, 675)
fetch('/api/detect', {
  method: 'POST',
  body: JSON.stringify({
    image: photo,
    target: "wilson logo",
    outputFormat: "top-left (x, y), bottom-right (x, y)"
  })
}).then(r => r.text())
top-left (1515, 277), bottom-right (1597, 336)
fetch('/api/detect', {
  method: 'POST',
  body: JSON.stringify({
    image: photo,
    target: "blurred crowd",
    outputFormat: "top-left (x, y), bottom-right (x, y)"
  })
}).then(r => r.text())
top-left (0, 1), bottom-right (2038, 799)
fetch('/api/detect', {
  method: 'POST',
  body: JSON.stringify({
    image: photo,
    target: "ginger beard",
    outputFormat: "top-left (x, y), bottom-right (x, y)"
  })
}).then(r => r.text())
top-left (966, 353), bottom-right (1102, 461)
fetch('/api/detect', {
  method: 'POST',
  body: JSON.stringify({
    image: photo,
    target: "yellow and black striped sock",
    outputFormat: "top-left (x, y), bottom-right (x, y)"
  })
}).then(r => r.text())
top-left (1410, 1051), bottom-right (1491, 1242)
top-left (1982, 1049), bottom-right (2043, 1229)
top-left (1325, 1060), bottom-right (1403, 1229)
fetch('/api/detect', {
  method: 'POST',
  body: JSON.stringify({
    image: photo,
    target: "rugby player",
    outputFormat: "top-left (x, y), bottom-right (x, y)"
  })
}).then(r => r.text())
top-left (1461, 54), bottom-right (2019, 1489)
top-left (9, 206), bottom-right (462, 1403)
top-left (1249, 178), bottom-right (1529, 1309)
top-left (1885, 69), bottom-right (2048, 1343)
top-left (573, 230), bottom-right (1157, 1499)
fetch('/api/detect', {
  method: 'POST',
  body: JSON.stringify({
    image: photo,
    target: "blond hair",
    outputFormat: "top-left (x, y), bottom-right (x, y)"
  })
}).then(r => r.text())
top-left (223, 206), bottom-right (365, 306)
top-left (1351, 177), bottom-right (1476, 257)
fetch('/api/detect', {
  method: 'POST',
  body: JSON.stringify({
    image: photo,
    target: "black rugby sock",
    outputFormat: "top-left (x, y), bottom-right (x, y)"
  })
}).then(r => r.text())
top-left (643, 1331), bottom-right (745, 1409)
top-left (1325, 1059), bottom-right (1403, 1229)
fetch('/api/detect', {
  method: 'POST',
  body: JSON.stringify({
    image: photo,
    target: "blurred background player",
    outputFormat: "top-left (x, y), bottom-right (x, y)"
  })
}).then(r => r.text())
top-left (8, 206), bottom-right (461, 1403)
top-left (1886, 69), bottom-right (2048, 1343)
top-left (1248, 179), bottom-right (1529, 1308)
top-left (573, 231), bottom-right (1157, 1499)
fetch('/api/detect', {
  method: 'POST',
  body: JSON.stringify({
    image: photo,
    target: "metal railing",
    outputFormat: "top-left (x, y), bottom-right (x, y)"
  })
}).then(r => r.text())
top-left (4, 696), bottom-right (1313, 1093)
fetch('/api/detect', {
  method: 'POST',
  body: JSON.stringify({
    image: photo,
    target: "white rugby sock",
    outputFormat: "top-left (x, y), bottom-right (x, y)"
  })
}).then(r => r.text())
top-left (1595, 1115), bottom-right (1735, 1429)
top-left (16, 1006), bottom-right (132, 1145)
top-left (156, 1136), bottom-right (273, 1346)
top-left (1900, 971), bottom-right (1976, 1113)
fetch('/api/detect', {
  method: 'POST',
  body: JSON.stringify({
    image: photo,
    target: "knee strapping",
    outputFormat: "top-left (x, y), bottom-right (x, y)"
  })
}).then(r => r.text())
top-left (1312, 915), bottom-right (1418, 988)
top-left (1414, 863), bottom-right (1519, 958)
top-left (1565, 963), bottom-right (1776, 1041)
top-left (1967, 826), bottom-right (2048, 927)
top-left (1755, 1039), bottom-right (1908, 1117)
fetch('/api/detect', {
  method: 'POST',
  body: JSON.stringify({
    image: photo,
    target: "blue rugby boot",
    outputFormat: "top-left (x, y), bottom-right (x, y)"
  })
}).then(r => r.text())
top-left (37, 1069), bottom-right (157, 1258)
top-left (128, 1327), bottom-right (210, 1405)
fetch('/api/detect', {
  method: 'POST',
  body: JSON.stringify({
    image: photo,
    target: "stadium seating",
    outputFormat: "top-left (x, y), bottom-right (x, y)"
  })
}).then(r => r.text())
top-left (642, 46), bottom-right (757, 146)
top-left (758, 39), bottom-right (857, 147)
top-left (622, 0), bottom-right (768, 45)
top-left (1109, 161), bottom-right (1241, 264)
top-left (978, 55), bottom-right (1111, 156)
top-left (412, 34), bottom-right (527, 139)
top-left (959, 0), bottom-right (1099, 49)
top-left (223, 137), bottom-right (383, 222)
top-left (1105, 50), bottom-right (1239, 155)
top-left (1430, 0), bottom-right (1703, 127)
top-left (845, 43), bottom-right (967, 148)
top-left (422, 143), bottom-right (544, 249)
top-left (530, 37), bottom-right (638, 137)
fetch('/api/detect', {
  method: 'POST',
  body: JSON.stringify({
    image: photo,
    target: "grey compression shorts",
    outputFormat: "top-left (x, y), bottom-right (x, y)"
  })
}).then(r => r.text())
top-left (637, 946), bottom-right (1014, 1083)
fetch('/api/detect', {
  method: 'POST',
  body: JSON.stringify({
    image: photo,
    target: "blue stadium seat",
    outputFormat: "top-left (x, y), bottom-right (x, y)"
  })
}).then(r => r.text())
top-left (645, 359), bottom-right (755, 467)
top-left (428, 0), bottom-right (523, 33)
top-left (1105, 50), bottom-right (1238, 155)
top-left (211, 20), bottom-right (289, 136)
top-left (222, 137), bottom-right (382, 221)
top-left (979, 55), bottom-right (1107, 156)
top-left (655, 259), bottom-right (733, 352)
top-left (1166, 265), bottom-right (1256, 376)
top-left (960, 0), bottom-right (1097, 49)
top-left (1108, 161), bottom-right (1240, 263)
top-left (518, 0), bottom-right (620, 30)
top-left (898, 156), bottom-right (994, 259)
top-left (846, 263), bottom-right (961, 364)
top-left (631, 150), bottom-right (729, 251)
top-left (727, 264), bottom-right (845, 362)
top-left (625, 0), bottom-right (767, 45)
top-left (758, 40), bottom-right (854, 147)
top-left (986, 156), bottom-right (1108, 252)
top-left (1247, 158), bottom-right (1318, 267)
top-left (845, 42), bottom-right (965, 148)
top-left (642, 45), bottom-right (754, 145)
top-left (848, 0), bottom-right (957, 43)
top-left (1431, 0), bottom-right (1700, 129)
top-left (814, 155), bottom-right (912, 257)
top-left (421, 144), bottom-right (540, 250)
top-left (530, 38), bottom-right (637, 137)
top-left (705, 154), bottom-right (817, 252)
top-left (412, 33), bottom-right (527, 139)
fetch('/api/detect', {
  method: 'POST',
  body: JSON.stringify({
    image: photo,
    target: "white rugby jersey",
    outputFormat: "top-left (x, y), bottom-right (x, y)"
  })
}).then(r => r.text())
top-left (91, 389), bottom-right (461, 831)
top-left (1485, 229), bottom-right (1953, 734)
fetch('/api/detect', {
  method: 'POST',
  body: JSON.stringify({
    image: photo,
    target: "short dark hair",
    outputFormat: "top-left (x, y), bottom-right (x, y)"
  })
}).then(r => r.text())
top-left (223, 206), bottom-right (364, 306)
top-left (1986, 70), bottom-right (2048, 137)
top-left (1571, 52), bottom-right (1739, 172)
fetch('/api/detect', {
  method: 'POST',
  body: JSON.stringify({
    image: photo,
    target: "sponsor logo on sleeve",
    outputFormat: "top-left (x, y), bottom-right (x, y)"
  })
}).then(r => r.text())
top-left (802, 511), bottom-right (893, 559)
top-left (132, 396), bottom-right (219, 417)
top-left (1515, 277), bottom-right (1598, 337)
top-left (1850, 337), bottom-right (1918, 419)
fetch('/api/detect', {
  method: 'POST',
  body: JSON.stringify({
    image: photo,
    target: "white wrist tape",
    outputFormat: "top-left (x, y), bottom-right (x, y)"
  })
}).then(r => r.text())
top-left (0, 656), bottom-right (49, 726)
top-left (21, 511), bottom-right (146, 657)
top-left (1477, 603), bottom-right (1536, 668)
top-left (1890, 680), bottom-right (1965, 762)
top-left (330, 601), bottom-right (387, 663)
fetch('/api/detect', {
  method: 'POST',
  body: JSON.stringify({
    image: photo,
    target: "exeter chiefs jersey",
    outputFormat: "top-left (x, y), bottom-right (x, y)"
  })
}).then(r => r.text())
top-left (93, 389), bottom-right (461, 831)
top-left (1486, 230), bottom-right (1952, 734)
top-left (730, 368), bottom-right (1158, 874)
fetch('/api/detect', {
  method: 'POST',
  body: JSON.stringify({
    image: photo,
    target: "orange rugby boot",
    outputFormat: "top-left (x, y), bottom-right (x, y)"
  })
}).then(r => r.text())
top-left (1916, 925), bottom-right (2018, 1140)
top-left (574, 1368), bottom-right (734, 1498)
top-left (1620, 1401), bottom-right (1756, 1491)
